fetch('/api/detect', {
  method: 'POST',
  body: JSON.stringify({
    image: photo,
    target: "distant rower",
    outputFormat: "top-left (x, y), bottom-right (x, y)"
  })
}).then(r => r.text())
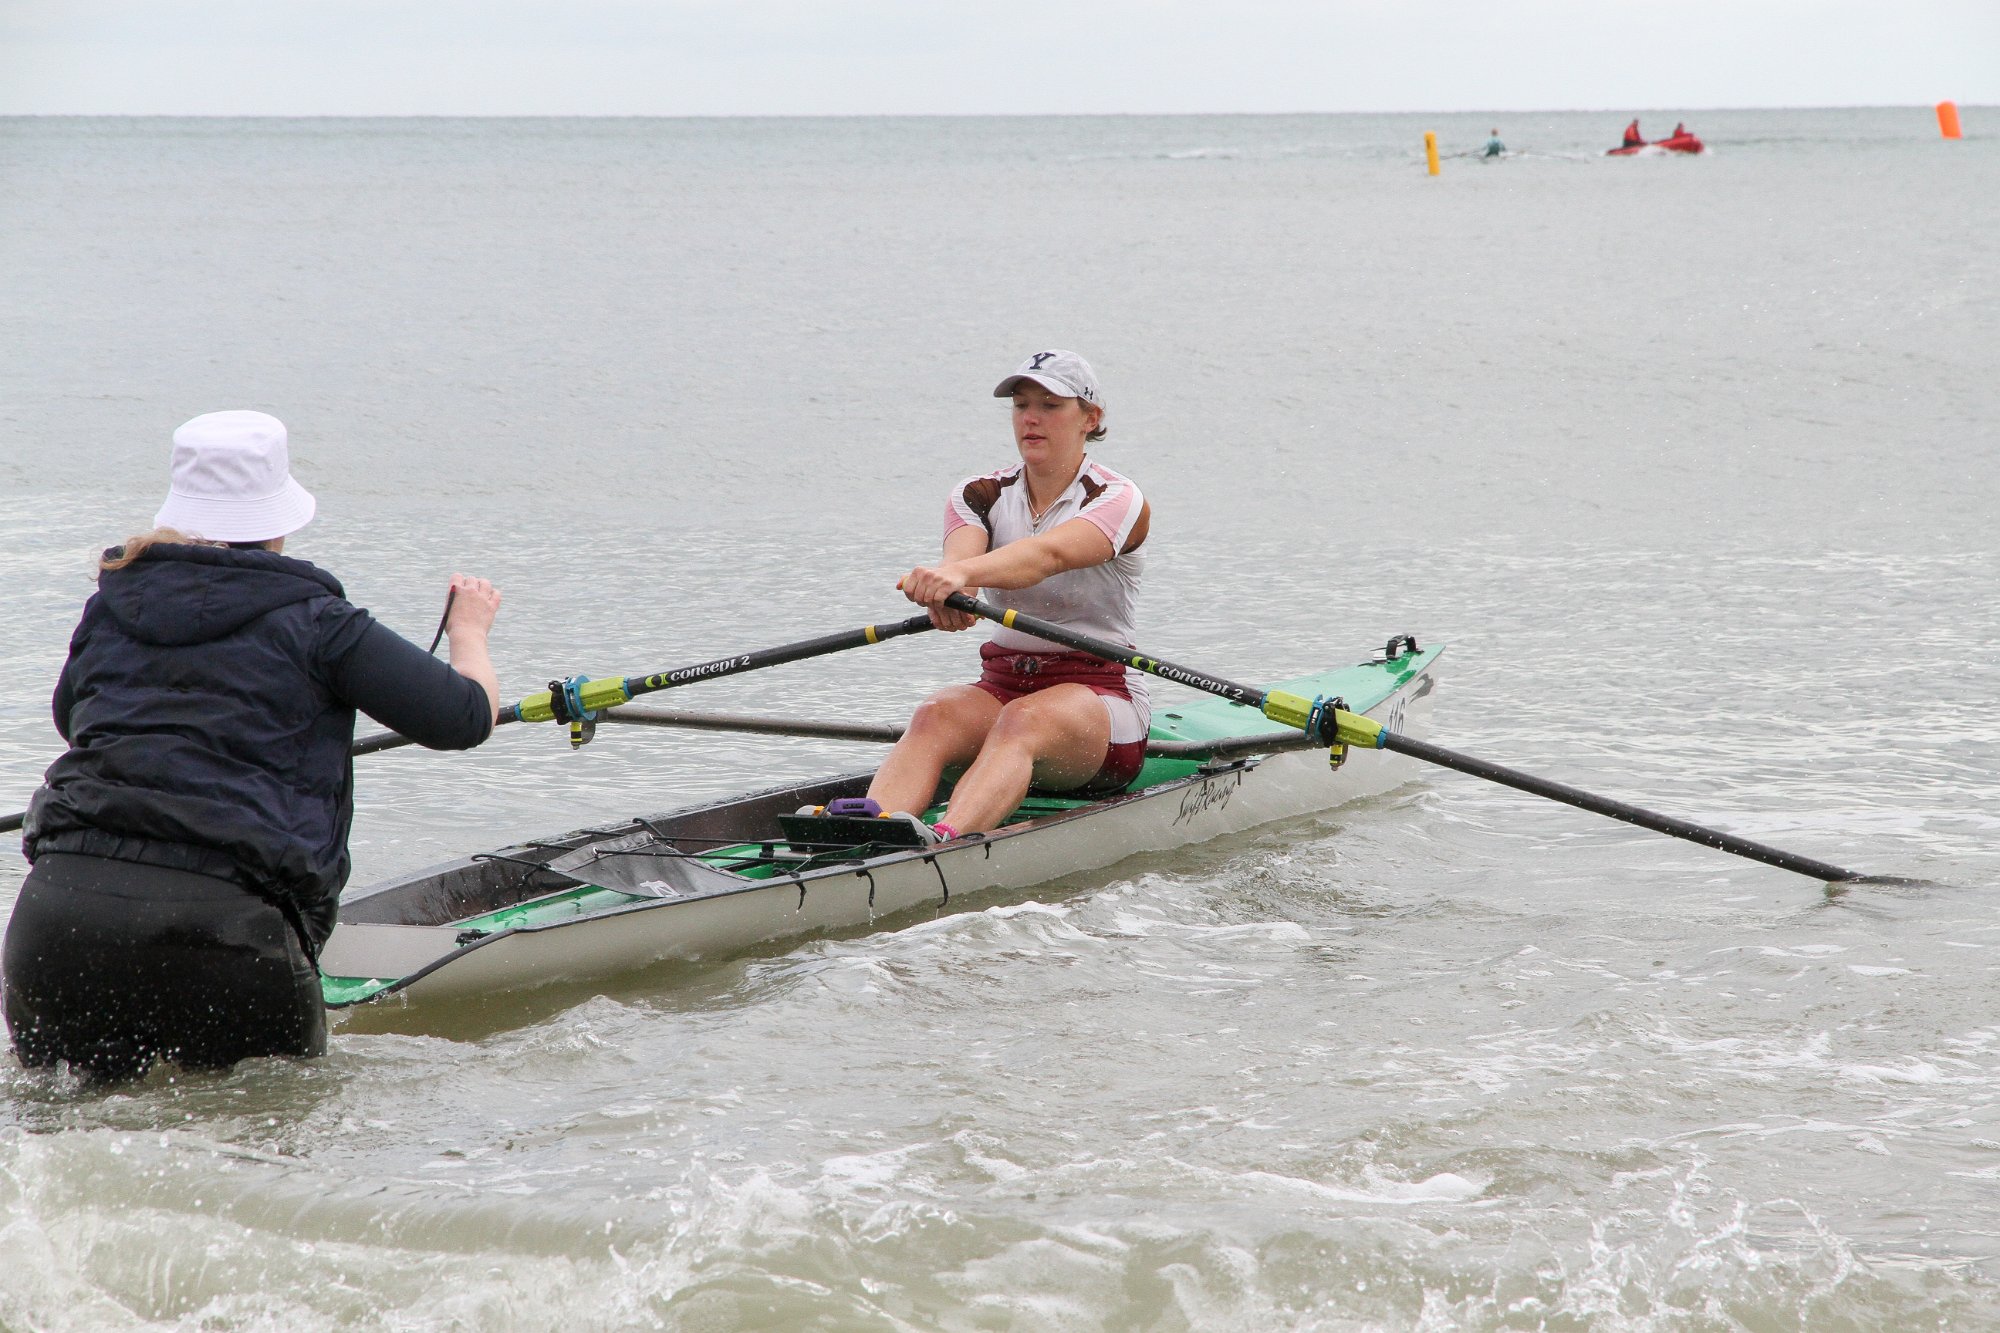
top-left (1483, 129), bottom-right (1506, 158)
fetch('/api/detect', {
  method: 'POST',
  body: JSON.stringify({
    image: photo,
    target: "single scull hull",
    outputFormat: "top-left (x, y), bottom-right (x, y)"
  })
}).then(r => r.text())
top-left (321, 641), bottom-right (1442, 1017)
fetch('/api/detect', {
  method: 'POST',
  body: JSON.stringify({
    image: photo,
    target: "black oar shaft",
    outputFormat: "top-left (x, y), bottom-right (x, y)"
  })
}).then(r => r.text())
top-left (349, 730), bottom-right (422, 757)
top-left (942, 594), bottom-right (1268, 706)
top-left (1383, 732), bottom-right (1861, 882)
top-left (599, 707), bottom-right (906, 743)
top-left (940, 592), bottom-right (1864, 884)
top-left (624, 614), bottom-right (936, 702)
top-left (593, 707), bottom-right (1312, 760)
top-left (354, 613), bottom-right (940, 753)
top-left (511, 613), bottom-right (938, 723)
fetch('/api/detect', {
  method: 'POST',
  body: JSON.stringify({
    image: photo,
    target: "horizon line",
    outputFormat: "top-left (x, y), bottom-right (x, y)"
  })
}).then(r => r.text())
top-left (0, 102), bottom-right (1982, 121)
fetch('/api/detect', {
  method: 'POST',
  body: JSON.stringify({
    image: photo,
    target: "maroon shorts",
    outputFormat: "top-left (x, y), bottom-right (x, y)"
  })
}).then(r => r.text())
top-left (970, 642), bottom-right (1147, 796)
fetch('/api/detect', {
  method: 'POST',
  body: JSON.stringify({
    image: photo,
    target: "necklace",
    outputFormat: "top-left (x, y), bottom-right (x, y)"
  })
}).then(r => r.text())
top-left (1026, 456), bottom-right (1085, 525)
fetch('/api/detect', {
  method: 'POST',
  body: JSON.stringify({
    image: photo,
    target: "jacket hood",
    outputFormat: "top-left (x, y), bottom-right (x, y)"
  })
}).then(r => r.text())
top-left (96, 543), bottom-right (346, 647)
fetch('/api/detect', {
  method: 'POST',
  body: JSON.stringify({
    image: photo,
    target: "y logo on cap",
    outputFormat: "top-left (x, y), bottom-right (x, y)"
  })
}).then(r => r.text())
top-left (1028, 352), bottom-right (1057, 370)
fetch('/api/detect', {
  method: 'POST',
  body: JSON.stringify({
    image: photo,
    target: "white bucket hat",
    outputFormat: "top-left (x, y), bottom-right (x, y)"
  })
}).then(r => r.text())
top-left (993, 349), bottom-right (1104, 415)
top-left (153, 410), bottom-right (317, 543)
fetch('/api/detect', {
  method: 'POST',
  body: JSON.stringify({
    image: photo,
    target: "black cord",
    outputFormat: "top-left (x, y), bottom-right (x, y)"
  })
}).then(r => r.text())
top-left (427, 587), bottom-right (457, 656)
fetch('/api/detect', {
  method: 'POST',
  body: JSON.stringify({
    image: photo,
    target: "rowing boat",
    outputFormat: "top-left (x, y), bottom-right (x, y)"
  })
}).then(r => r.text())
top-left (318, 637), bottom-right (1442, 1014)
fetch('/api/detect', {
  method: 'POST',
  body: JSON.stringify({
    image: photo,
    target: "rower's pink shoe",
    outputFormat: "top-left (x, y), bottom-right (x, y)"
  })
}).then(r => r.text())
top-left (882, 812), bottom-right (959, 845)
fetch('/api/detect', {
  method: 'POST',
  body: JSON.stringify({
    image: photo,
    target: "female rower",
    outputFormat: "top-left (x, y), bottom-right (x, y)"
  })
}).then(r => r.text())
top-left (4, 411), bottom-right (502, 1079)
top-left (858, 350), bottom-right (1151, 842)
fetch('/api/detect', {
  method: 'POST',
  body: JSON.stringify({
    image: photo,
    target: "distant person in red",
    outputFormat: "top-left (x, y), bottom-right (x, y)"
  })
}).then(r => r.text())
top-left (1671, 122), bottom-right (1687, 139)
top-left (1622, 119), bottom-right (1644, 147)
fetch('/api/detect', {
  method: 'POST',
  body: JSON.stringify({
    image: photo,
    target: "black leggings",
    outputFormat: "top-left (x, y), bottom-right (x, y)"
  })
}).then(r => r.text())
top-left (3, 852), bottom-right (326, 1078)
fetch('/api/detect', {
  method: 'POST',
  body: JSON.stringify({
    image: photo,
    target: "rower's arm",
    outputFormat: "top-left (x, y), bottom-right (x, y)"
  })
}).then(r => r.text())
top-left (946, 516), bottom-right (1113, 590)
top-left (930, 526), bottom-right (991, 630)
top-left (943, 525), bottom-right (990, 563)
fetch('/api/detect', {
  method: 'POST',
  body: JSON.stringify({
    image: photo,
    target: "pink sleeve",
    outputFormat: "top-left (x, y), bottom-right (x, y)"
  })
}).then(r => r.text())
top-left (943, 479), bottom-right (979, 540)
top-left (1075, 472), bottom-right (1144, 551)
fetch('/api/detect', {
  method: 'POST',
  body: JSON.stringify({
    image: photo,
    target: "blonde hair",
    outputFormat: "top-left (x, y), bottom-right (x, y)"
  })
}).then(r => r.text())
top-left (99, 528), bottom-right (275, 572)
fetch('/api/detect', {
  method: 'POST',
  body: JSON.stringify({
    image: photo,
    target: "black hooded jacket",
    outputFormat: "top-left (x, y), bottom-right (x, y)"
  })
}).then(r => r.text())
top-left (25, 543), bottom-right (493, 950)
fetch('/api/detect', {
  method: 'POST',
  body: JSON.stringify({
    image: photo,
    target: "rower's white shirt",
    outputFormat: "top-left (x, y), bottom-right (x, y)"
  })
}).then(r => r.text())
top-left (943, 457), bottom-right (1150, 712)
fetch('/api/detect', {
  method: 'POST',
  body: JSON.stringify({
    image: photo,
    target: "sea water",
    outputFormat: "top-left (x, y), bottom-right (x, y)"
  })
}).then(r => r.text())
top-left (0, 109), bottom-right (1995, 1329)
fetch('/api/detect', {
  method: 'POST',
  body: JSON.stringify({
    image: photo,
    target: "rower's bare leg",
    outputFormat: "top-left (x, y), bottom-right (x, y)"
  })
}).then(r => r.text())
top-left (940, 686), bottom-right (1111, 835)
top-left (866, 685), bottom-right (1000, 818)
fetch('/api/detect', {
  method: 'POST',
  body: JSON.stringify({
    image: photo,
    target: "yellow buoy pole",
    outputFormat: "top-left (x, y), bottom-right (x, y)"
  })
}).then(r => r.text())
top-left (1424, 131), bottom-right (1440, 176)
top-left (1937, 101), bottom-right (1963, 139)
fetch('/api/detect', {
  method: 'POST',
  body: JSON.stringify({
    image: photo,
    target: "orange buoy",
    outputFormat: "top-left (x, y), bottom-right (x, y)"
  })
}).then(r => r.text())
top-left (1937, 101), bottom-right (1963, 139)
top-left (1424, 131), bottom-right (1440, 176)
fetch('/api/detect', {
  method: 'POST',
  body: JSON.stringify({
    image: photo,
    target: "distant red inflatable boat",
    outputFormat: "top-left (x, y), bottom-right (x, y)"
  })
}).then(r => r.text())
top-left (1607, 122), bottom-right (1705, 156)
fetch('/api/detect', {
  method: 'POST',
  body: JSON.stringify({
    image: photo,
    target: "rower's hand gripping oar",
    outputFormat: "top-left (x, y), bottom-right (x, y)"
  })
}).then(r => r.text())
top-left (940, 592), bottom-right (1866, 884)
top-left (499, 612), bottom-right (939, 749)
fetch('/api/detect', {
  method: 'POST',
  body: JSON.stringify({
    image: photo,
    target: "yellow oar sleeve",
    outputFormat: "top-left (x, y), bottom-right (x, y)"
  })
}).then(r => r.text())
top-left (1262, 690), bottom-right (1386, 748)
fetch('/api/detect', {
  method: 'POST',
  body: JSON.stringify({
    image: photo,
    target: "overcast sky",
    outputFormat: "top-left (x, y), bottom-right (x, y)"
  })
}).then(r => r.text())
top-left (3, 0), bottom-right (1995, 116)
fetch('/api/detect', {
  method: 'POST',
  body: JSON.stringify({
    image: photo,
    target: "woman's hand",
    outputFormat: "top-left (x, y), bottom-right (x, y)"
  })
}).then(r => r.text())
top-left (900, 566), bottom-right (979, 631)
top-left (444, 574), bottom-right (501, 641)
top-left (443, 575), bottom-right (503, 722)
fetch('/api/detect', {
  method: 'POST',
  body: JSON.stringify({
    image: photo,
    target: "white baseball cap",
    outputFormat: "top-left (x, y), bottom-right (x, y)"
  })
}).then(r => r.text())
top-left (153, 410), bottom-right (317, 543)
top-left (993, 349), bottom-right (1103, 414)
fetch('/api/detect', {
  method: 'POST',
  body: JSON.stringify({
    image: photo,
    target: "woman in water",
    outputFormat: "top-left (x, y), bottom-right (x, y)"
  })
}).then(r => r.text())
top-left (5, 410), bottom-right (502, 1078)
top-left (856, 350), bottom-right (1151, 842)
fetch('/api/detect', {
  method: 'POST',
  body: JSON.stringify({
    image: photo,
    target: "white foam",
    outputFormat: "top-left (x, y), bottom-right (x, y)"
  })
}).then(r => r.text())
top-left (1239, 1168), bottom-right (1488, 1206)
top-left (1838, 1061), bottom-right (1949, 1085)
